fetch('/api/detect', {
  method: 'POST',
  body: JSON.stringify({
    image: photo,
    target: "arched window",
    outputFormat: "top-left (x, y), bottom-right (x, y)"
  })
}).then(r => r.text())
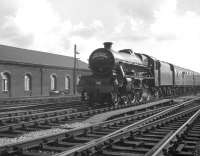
top-left (65, 76), bottom-right (70, 90)
top-left (1, 72), bottom-right (10, 92)
top-left (24, 74), bottom-right (31, 91)
top-left (50, 74), bottom-right (57, 90)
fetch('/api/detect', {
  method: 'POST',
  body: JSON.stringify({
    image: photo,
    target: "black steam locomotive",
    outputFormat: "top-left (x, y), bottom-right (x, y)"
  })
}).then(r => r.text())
top-left (78, 42), bottom-right (200, 105)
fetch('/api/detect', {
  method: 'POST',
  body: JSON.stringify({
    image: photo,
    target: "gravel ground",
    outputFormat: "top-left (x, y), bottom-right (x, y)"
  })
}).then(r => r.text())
top-left (59, 122), bottom-right (91, 129)
top-left (0, 122), bottom-right (91, 147)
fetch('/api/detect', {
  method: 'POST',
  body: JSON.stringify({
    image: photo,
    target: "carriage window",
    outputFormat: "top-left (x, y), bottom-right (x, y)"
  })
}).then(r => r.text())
top-left (65, 76), bottom-right (70, 90)
top-left (24, 74), bottom-right (31, 91)
top-left (1, 72), bottom-right (10, 92)
top-left (50, 74), bottom-right (57, 90)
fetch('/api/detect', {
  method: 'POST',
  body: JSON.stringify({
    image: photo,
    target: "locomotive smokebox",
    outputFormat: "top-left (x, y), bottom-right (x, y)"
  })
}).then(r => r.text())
top-left (89, 42), bottom-right (115, 76)
top-left (103, 42), bottom-right (113, 50)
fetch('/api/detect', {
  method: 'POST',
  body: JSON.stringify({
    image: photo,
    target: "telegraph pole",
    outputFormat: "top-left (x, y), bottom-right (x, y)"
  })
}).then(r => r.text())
top-left (73, 44), bottom-right (79, 94)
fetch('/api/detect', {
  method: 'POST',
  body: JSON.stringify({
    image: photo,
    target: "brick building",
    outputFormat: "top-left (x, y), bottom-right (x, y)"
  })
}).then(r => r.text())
top-left (0, 44), bottom-right (90, 98)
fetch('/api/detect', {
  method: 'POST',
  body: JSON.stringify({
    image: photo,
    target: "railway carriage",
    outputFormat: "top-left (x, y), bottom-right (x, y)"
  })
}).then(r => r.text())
top-left (194, 72), bottom-right (200, 92)
top-left (78, 42), bottom-right (200, 106)
top-left (173, 65), bottom-right (195, 95)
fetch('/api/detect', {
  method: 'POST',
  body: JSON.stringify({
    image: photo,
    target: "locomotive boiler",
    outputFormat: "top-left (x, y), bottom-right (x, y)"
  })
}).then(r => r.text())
top-left (78, 42), bottom-right (200, 106)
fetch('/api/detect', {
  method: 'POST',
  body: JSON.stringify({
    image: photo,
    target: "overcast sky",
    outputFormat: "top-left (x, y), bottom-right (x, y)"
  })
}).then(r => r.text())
top-left (0, 0), bottom-right (200, 72)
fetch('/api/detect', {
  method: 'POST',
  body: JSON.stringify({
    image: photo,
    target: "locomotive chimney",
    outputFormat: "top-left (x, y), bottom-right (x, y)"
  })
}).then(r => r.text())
top-left (103, 42), bottom-right (113, 50)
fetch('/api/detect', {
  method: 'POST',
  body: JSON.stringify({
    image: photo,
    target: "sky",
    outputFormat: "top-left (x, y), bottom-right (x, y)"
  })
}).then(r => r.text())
top-left (0, 0), bottom-right (200, 72)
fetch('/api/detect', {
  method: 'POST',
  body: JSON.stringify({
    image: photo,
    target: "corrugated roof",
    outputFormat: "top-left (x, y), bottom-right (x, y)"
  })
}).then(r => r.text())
top-left (0, 44), bottom-right (89, 70)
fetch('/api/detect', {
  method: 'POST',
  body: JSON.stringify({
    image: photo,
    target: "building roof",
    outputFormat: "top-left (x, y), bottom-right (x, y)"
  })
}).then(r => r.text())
top-left (0, 44), bottom-right (89, 70)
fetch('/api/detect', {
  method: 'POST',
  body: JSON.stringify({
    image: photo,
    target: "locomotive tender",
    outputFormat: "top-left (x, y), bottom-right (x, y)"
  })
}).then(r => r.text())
top-left (78, 42), bottom-right (200, 105)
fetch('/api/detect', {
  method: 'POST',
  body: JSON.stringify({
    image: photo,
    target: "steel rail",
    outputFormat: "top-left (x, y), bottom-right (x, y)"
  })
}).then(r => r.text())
top-left (151, 108), bottom-right (200, 156)
top-left (0, 97), bottom-right (198, 155)
top-left (0, 99), bottom-right (175, 155)
top-left (0, 102), bottom-right (169, 150)
top-left (0, 99), bottom-right (171, 133)
top-left (0, 96), bottom-right (80, 112)
top-left (0, 108), bottom-right (76, 122)
top-left (55, 97), bottom-right (200, 156)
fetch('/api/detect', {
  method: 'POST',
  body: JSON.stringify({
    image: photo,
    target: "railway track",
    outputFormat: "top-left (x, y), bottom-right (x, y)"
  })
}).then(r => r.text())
top-left (57, 98), bottom-right (200, 156)
top-left (0, 95), bottom-right (192, 119)
top-left (0, 96), bottom-right (81, 113)
top-left (0, 99), bottom-right (171, 138)
top-left (0, 96), bottom-right (152, 118)
top-left (0, 98), bottom-right (199, 156)
top-left (89, 109), bottom-right (200, 156)
top-left (148, 108), bottom-right (200, 156)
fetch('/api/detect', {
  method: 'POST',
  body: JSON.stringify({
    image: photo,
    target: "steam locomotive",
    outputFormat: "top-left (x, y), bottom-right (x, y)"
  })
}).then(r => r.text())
top-left (78, 42), bottom-right (200, 105)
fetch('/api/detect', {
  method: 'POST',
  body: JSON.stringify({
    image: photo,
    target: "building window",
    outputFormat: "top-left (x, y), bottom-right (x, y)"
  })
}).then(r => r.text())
top-left (1, 72), bottom-right (10, 92)
top-left (50, 74), bottom-right (57, 90)
top-left (65, 76), bottom-right (70, 90)
top-left (24, 74), bottom-right (31, 91)
top-left (76, 75), bottom-right (81, 85)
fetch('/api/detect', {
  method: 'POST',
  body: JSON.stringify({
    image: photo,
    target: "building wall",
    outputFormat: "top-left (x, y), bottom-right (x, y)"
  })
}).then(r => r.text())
top-left (42, 68), bottom-right (73, 96)
top-left (0, 63), bottom-right (41, 98)
top-left (0, 63), bottom-right (90, 98)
